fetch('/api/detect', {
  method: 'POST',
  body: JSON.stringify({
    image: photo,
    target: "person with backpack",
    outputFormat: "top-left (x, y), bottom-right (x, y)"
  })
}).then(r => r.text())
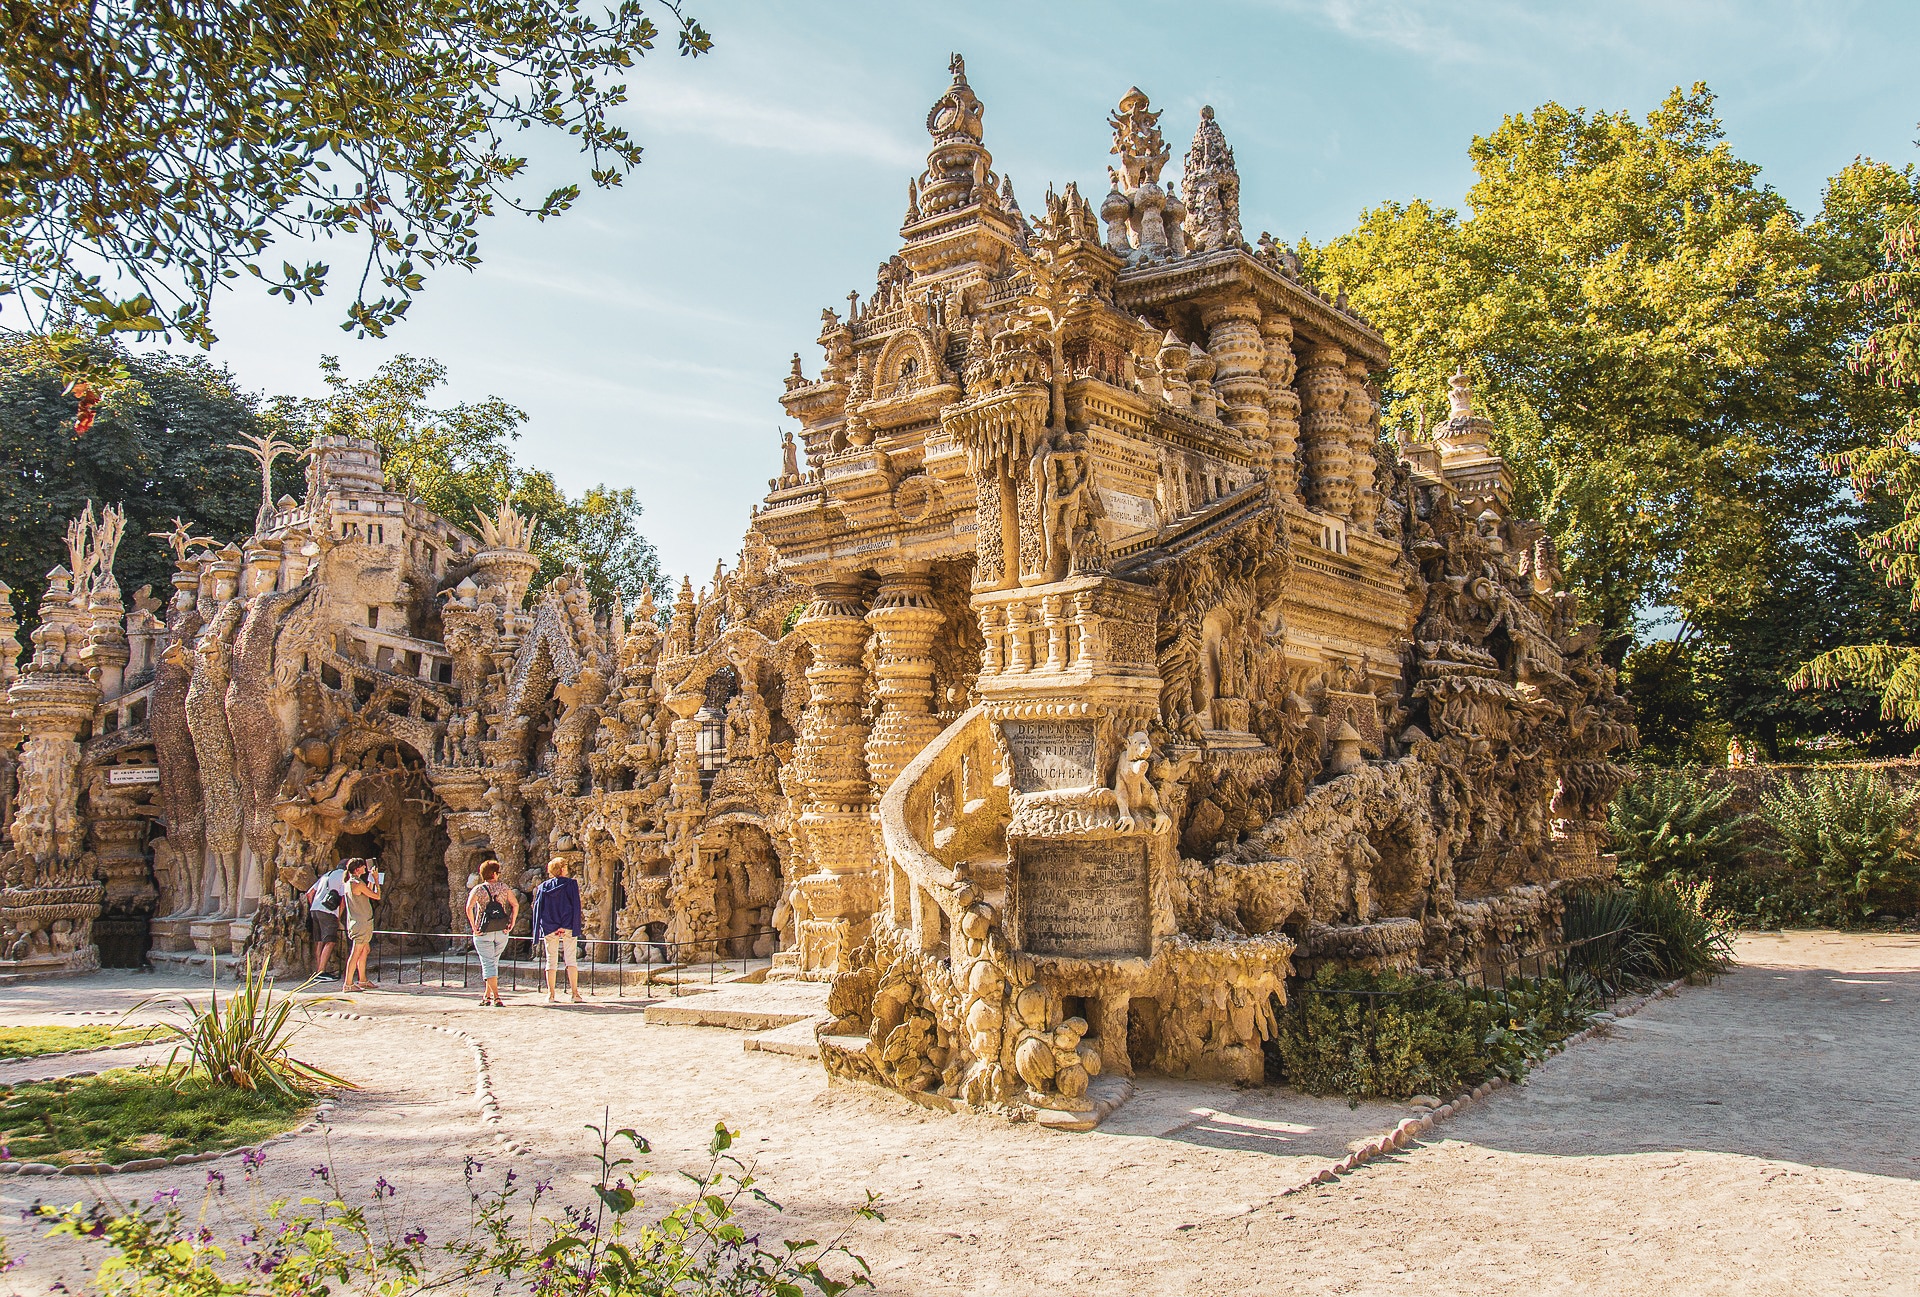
top-left (465, 859), bottom-right (519, 1007)
top-left (303, 860), bottom-right (350, 983)
top-left (531, 857), bottom-right (585, 1004)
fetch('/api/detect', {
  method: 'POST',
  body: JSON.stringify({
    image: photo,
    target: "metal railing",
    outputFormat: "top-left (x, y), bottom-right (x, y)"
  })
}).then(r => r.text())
top-left (355, 928), bottom-right (781, 1000)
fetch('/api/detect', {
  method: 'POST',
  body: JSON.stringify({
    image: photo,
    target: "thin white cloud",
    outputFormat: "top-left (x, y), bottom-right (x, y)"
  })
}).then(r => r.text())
top-left (633, 83), bottom-right (924, 169)
top-left (482, 257), bottom-right (758, 330)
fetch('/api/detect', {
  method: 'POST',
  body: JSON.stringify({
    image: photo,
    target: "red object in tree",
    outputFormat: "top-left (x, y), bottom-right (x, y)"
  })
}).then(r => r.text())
top-left (67, 379), bottom-right (100, 436)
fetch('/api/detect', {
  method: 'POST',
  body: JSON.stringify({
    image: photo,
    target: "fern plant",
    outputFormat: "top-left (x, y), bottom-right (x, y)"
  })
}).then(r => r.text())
top-left (1608, 766), bottom-right (1750, 885)
top-left (1758, 767), bottom-right (1920, 922)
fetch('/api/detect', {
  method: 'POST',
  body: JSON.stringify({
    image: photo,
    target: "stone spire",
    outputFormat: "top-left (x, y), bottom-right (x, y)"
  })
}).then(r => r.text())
top-left (1101, 86), bottom-right (1181, 262)
top-left (1182, 106), bottom-right (1243, 253)
top-left (914, 53), bottom-right (993, 219)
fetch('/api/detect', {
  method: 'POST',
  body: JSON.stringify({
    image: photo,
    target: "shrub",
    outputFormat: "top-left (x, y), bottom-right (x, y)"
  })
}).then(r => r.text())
top-left (31, 1119), bottom-right (879, 1296)
top-left (1631, 878), bottom-right (1736, 978)
top-left (1267, 968), bottom-right (1589, 1100)
top-left (1757, 767), bottom-right (1920, 922)
top-left (133, 957), bottom-right (348, 1097)
top-left (1563, 882), bottom-right (1734, 988)
top-left (1608, 767), bottom-right (1749, 886)
top-left (1560, 885), bottom-right (1650, 1000)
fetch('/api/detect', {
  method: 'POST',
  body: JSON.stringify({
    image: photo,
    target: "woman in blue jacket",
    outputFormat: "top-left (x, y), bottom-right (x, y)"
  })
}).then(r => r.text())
top-left (531, 857), bottom-right (584, 1003)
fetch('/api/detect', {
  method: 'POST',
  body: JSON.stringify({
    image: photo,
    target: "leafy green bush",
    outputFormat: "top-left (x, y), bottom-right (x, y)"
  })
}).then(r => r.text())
top-left (1608, 767), bottom-right (1749, 886)
top-left (1758, 767), bottom-right (1920, 922)
top-left (1267, 968), bottom-right (1589, 1100)
top-left (134, 957), bottom-right (347, 1097)
top-left (33, 1119), bottom-right (878, 1296)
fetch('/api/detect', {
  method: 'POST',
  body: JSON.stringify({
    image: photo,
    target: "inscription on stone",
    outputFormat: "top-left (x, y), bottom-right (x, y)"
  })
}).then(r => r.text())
top-left (1001, 720), bottom-right (1098, 793)
top-left (1017, 839), bottom-right (1150, 958)
top-left (1096, 487), bottom-right (1159, 532)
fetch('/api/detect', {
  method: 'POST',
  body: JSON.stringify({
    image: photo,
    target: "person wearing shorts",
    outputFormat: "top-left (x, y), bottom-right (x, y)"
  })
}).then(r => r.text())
top-left (465, 859), bottom-right (518, 1007)
top-left (303, 863), bottom-right (348, 982)
top-left (531, 857), bottom-right (584, 1004)
top-left (342, 859), bottom-right (383, 990)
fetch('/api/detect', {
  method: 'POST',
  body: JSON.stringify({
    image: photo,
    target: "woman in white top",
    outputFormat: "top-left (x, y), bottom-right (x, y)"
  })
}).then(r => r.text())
top-left (465, 858), bottom-right (519, 1007)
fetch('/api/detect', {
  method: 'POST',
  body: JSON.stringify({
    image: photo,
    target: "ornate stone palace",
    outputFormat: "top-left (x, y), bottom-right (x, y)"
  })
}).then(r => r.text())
top-left (0, 57), bottom-right (1632, 1123)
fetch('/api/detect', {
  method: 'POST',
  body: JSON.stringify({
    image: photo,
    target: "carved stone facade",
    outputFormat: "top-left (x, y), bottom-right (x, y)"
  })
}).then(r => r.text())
top-left (0, 57), bottom-right (1633, 1133)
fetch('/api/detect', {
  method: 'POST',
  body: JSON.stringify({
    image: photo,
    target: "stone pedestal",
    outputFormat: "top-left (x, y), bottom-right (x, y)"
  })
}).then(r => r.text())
top-left (190, 919), bottom-right (233, 957)
top-left (148, 917), bottom-right (197, 953)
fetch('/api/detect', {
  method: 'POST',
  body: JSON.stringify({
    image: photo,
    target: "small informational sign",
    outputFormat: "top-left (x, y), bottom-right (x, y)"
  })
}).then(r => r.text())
top-left (1096, 487), bottom-right (1159, 532)
top-left (1001, 720), bottom-right (1098, 793)
top-left (1016, 839), bottom-right (1151, 959)
top-left (105, 766), bottom-right (161, 787)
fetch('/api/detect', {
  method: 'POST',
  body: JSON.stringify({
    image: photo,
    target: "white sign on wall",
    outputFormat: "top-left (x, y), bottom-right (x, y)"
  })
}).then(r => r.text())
top-left (105, 766), bottom-right (161, 786)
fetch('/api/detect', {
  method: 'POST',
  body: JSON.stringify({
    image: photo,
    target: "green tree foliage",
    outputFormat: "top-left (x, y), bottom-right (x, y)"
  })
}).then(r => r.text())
top-left (282, 355), bottom-right (665, 610)
top-left (1792, 152), bottom-right (1920, 728)
top-left (0, 0), bottom-right (710, 345)
top-left (0, 333), bottom-right (287, 630)
top-left (1304, 87), bottom-right (1920, 757)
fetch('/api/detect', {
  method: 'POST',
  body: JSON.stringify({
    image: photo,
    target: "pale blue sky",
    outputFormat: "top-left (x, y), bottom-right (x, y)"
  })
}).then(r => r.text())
top-left (164, 0), bottom-right (1920, 587)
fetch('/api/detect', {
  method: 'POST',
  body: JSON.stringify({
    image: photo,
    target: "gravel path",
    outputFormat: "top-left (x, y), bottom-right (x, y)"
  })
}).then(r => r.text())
top-left (0, 931), bottom-right (1914, 1294)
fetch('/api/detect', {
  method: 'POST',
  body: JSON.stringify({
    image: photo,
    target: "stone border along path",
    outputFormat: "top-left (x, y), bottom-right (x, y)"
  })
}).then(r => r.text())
top-left (1278, 976), bottom-right (1691, 1194)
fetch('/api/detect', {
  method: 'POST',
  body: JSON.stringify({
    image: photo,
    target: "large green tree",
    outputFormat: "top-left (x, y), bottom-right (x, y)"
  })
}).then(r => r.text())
top-left (1, 0), bottom-right (709, 346)
top-left (0, 333), bottom-right (286, 629)
top-left (283, 354), bottom-right (665, 610)
top-left (1793, 142), bottom-right (1920, 729)
top-left (1304, 86), bottom-right (1920, 758)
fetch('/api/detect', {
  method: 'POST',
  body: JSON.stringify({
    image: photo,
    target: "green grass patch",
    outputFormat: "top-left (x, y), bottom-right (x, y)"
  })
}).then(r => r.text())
top-left (0, 1025), bottom-right (162, 1060)
top-left (0, 1069), bottom-right (310, 1166)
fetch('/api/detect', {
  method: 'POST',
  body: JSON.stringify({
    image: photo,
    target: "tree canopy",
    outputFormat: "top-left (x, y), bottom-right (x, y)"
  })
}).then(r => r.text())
top-left (0, 333), bottom-right (284, 626)
top-left (0, 342), bottom-right (665, 632)
top-left (1792, 162), bottom-right (1920, 729)
top-left (0, 0), bottom-right (709, 346)
top-left (1303, 85), bottom-right (1920, 759)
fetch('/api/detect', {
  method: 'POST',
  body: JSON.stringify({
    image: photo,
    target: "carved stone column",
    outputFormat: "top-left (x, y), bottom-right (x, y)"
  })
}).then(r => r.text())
top-left (1300, 344), bottom-right (1354, 519)
top-left (791, 578), bottom-right (874, 975)
top-left (1202, 299), bottom-right (1269, 452)
top-left (2, 569), bottom-right (104, 971)
top-left (1261, 313), bottom-right (1301, 496)
top-left (865, 566), bottom-right (945, 792)
top-left (1345, 357), bottom-right (1380, 529)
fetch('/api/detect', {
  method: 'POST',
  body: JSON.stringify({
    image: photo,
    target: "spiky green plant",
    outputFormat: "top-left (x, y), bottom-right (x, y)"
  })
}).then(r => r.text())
top-left (1608, 766), bottom-right (1750, 885)
top-left (130, 957), bottom-right (350, 1097)
top-left (1561, 885), bottom-right (1652, 998)
top-left (1758, 767), bottom-right (1920, 922)
top-left (1631, 878), bottom-right (1736, 978)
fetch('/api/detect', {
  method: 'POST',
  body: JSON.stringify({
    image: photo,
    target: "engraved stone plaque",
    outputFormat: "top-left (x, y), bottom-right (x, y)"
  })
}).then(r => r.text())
top-left (1001, 720), bottom-right (1098, 793)
top-left (1017, 839), bottom-right (1150, 958)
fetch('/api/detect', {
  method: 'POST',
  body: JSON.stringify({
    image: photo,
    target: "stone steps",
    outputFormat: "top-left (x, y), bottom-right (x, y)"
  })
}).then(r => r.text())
top-left (642, 981), bottom-right (831, 1031)
top-left (741, 1018), bottom-right (826, 1058)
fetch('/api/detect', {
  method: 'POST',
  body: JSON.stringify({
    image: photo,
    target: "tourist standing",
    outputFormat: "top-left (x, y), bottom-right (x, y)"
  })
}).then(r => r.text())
top-left (342, 859), bottom-right (383, 991)
top-left (532, 857), bottom-right (584, 1004)
top-left (303, 861), bottom-right (349, 983)
top-left (466, 859), bottom-right (518, 1007)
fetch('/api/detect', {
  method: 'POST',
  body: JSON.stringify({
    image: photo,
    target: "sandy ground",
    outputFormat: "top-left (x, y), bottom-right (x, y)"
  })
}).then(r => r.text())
top-left (0, 930), bottom-right (1914, 1294)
